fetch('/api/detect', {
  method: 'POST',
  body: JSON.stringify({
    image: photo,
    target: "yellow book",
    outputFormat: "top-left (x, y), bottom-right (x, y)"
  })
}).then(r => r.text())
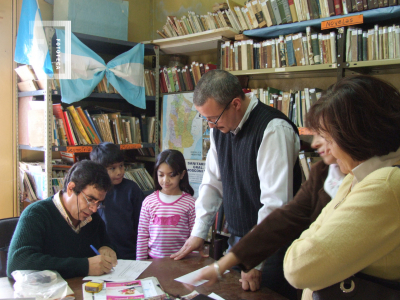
top-left (66, 106), bottom-right (92, 144)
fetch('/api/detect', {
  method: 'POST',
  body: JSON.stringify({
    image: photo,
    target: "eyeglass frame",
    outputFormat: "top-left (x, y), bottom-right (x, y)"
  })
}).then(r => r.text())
top-left (81, 191), bottom-right (104, 210)
top-left (201, 98), bottom-right (235, 125)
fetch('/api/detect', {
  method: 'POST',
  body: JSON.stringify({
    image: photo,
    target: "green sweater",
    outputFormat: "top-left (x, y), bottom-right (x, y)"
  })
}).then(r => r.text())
top-left (7, 197), bottom-right (112, 279)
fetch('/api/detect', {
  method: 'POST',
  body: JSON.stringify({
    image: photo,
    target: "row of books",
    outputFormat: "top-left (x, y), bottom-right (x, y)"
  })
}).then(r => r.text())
top-left (157, 9), bottom-right (238, 39)
top-left (52, 104), bottom-right (156, 146)
top-left (250, 86), bottom-right (323, 127)
top-left (222, 27), bottom-right (337, 71)
top-left (159, 62), bottom-right (217, 94)
top-left (346, 24), bottom-right (400, 62)
top-left (124, 166), bottom-right (155, 191)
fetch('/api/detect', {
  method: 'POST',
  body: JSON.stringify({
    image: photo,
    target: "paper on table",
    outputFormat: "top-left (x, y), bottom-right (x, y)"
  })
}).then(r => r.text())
top-left (174, 267), bottom-right (229, 286)
top-left (83, 260), bottom-right (152, 282)
top-left (208, 293), bottom-right (225, 300)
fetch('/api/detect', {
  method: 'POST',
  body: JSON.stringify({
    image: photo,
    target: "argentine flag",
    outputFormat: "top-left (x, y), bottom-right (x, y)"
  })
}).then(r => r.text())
top-left (15, 0), bottom-right (53, 78)
top-left (56, 29), bottom-right (146, 109)
top-left (56, 29), bottom-right (106, 103)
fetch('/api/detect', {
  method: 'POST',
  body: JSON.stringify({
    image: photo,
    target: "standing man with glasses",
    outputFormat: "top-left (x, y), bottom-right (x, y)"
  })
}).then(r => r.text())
top-left (7, 160), bottom-right (117, 279)
top-left (171, 70), bottom-right (301, 299)
top-left (90, 142), bottom-right (145, 260)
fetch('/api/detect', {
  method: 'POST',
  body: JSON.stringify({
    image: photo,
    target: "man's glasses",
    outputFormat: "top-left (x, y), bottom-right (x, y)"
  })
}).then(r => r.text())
top-left (200, 98), bottom-right (234, 125)
top-left (81, 191), bottom-right (104, 210)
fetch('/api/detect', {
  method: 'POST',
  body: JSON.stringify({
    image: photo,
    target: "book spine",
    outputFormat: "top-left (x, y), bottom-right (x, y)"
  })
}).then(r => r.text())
top-left (311, 33), bottom-right (321, 64)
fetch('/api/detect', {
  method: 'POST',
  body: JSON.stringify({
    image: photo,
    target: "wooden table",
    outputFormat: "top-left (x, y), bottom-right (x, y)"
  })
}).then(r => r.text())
top-left (0, 254), bottom-right (288, 300)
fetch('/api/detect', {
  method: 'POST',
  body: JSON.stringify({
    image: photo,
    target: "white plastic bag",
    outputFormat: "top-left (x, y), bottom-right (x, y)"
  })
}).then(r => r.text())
top-left (11, 270), bottom-right (75, 300)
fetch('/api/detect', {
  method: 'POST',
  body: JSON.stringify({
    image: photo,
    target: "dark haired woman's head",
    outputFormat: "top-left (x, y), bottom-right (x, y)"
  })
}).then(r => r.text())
top-left (153, 149), bottom-right (194, 196)
top-left (307, 75), bottom-right (400, 163)
top-left (62, 160), bottom-right (112, 194)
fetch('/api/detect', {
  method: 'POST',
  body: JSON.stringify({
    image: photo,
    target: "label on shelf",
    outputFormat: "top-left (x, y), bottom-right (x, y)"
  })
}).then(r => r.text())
top-left (66, 146), bottom-right (93, 153)
top-left (120, 144), bottom-right (142, 150)
top-left (321, 15), bottom-right (363, 30)
top-left (275, 67), bottom-right (286, 72)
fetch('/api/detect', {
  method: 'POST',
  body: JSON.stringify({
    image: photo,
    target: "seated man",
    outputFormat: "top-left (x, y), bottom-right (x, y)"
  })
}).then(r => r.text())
top-left (7, 160), bottom-right (117, 279)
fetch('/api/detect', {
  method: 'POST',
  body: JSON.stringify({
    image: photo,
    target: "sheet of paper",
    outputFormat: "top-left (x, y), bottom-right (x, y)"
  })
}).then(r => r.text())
top-left (83, 260), bottom-right (152, 282)
top-left (208, 293), bottom-right (225, 300)
top-left (141, 278), bottom-right (158, 297)
top-left (174, 267), bottom-right (229, 286)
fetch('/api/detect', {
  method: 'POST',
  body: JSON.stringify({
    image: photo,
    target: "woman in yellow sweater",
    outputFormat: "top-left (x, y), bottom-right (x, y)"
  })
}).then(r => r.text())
top-left (283, 75), bottom-right (400, 300)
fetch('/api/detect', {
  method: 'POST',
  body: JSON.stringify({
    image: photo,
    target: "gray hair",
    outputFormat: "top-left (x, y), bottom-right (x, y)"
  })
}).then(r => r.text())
top-left (193, 69), bottom-right (245, 106)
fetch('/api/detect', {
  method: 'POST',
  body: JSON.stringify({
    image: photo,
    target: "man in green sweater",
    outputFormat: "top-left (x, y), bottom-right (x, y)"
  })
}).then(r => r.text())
top-left (7, 160), bottom-right (117, 279)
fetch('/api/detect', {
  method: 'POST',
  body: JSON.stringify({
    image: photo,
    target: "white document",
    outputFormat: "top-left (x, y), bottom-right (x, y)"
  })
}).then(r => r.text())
top-left (208, 293), bottom-right (226, 300)
top-left (174, 267), bottom-right (229, 286)
top-left (83, 259), bottom-right (152, 282)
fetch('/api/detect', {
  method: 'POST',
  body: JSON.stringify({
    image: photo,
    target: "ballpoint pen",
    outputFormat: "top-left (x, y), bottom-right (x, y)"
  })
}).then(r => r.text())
top-left (90, 245), bottom-right (115, 271)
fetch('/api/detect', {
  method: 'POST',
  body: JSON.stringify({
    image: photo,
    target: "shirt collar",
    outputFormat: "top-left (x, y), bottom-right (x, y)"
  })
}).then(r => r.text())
top-left (352, 147), bottom-right (400, 186)
top-left (230, 96), bottom-right (258, 135)
top-left (53, 190), bottom-right (92, 233)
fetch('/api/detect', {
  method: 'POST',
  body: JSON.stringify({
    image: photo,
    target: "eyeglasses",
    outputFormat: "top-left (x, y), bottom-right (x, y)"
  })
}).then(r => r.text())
top-left (81, 191), bottom-right (104, 210)
top-left (200, 98), bottom-right (234, 125)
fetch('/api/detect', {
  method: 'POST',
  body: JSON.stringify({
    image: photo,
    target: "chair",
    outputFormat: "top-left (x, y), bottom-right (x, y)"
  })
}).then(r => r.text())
top-left (0, 217), bottom-right (19, 277)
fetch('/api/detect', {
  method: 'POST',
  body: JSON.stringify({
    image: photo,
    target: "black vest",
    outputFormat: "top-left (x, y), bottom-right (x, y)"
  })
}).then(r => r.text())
top-left (214, 101), bottom-right (302, 237)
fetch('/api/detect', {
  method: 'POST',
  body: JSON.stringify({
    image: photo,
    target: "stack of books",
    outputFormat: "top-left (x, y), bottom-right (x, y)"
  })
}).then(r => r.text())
top-left (124, 164), bottom-right (155, 191)
top-left (159, 62), bottom-right (217, 94)
top-left (222, 26), bottom-right (338, 71)
top-left (15, 65), bottom-right (46, 92)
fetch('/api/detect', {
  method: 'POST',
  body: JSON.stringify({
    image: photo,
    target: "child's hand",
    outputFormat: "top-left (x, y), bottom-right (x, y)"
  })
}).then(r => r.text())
top-left (170, 236), bottom-right (207, 260)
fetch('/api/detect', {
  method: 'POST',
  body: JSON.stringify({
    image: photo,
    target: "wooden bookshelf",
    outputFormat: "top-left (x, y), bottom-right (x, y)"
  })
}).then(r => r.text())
top-left (19, 143), bottom-right (156, 153)
top-left (148, 27), bottom-right (239, 54)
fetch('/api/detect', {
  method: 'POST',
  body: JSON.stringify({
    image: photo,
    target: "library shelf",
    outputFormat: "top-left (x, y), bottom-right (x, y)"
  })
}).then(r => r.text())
top-left (230, 63), bottom-right (338, 77)
top-left (135, 156), bottom-right (156, 162)
top-left (19, 143), bottom-right (156, 153)
top-left (148, 27), bottom-right (239, 54)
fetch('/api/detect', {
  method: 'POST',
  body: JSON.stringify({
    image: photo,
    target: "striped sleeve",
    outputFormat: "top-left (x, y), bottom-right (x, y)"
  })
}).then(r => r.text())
top-left (136, 195), bottom-right (153, 260)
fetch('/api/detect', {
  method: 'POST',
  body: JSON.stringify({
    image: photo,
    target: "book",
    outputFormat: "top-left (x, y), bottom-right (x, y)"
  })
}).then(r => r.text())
top-left (66, 106), bottom-right (92, 145)
top-left (53, 104), bottom-right (72, 146)
top-left (15, 65), bottom-right (37, 82)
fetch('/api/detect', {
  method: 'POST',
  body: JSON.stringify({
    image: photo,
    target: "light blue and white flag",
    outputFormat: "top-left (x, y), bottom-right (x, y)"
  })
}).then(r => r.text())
top-left (15, 0), bottom-right (53, 78)
top-left (56, 30), bottom-right (145, 109)
top-left (56, 29), bottom-right (106, 104)
top-left (106, 43), bottom-right (146, 109)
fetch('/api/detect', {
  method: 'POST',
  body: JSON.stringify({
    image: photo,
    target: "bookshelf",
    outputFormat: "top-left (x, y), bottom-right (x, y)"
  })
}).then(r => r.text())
top-left (16, 32), bottom-right (160, 210)
top-left (148, 27), bottom-right (239, 54)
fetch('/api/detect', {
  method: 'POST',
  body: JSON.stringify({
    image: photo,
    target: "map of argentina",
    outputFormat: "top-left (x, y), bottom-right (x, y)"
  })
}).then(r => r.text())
top-left (162, 93), bottom-right (203, 160)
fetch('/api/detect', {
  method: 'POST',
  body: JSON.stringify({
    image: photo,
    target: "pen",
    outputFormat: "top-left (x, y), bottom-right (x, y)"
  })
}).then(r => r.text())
top-left (90, 245), bottom-right (115, 271)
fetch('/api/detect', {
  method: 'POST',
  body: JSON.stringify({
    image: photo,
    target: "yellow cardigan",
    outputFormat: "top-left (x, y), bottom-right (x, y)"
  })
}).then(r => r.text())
top-left (284, 166), bottom-right (400, 300)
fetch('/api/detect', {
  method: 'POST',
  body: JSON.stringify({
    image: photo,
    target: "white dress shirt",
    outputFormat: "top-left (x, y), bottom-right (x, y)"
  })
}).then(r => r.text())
top-left (191, 96), bottom-right (301, 239)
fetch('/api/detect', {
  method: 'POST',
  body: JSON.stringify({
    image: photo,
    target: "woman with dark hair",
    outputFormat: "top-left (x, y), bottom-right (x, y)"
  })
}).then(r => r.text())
top-left (283, 75), bottom-right (400, 299)
top-left (136, 149), bottom-right (196, 260)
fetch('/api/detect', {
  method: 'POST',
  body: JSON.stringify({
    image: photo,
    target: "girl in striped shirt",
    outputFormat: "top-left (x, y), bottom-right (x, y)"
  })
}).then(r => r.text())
top-left (136, 149), bottom-right (196, 260)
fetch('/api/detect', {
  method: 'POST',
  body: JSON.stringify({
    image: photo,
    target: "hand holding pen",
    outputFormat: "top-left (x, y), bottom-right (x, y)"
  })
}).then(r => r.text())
top-left (88, 245), bottom-right (117, 276)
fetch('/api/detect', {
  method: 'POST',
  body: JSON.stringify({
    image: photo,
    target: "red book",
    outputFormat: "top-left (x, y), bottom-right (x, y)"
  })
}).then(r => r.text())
top-left (333, 0), bottom-right (343, 14)
top-left (204, 63), bottom-right (217, 73)
top-left (63, 111), bottom-right (76, 146)
top-left (52, 103), bottom-right (72, 145)
top-left (159, 69), bottom-right (167, 93)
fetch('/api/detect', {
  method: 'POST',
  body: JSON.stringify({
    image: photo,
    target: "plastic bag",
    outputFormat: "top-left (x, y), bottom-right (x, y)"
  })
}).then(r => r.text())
top-left (11, 270), bottom-right (75, 300)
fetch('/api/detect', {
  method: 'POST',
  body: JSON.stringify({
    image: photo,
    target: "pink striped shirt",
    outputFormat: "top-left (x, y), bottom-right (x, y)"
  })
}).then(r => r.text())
top-left (136, 190), bottom-right (196, 260)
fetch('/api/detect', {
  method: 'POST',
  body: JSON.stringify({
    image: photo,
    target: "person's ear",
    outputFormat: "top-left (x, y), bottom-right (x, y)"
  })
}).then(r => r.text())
top-left (180, 170), bottom-right (186, 180)
top-left (232, 97), bottom-right (241, 111)
top-left (67, 181), bottom-right (76, 197)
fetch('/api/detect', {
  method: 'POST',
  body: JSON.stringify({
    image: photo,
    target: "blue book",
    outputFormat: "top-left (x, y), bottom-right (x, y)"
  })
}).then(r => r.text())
top-left (285, 35), bottom-right (296, 66)
top-left (84, 110), bottom-right (103, 143)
